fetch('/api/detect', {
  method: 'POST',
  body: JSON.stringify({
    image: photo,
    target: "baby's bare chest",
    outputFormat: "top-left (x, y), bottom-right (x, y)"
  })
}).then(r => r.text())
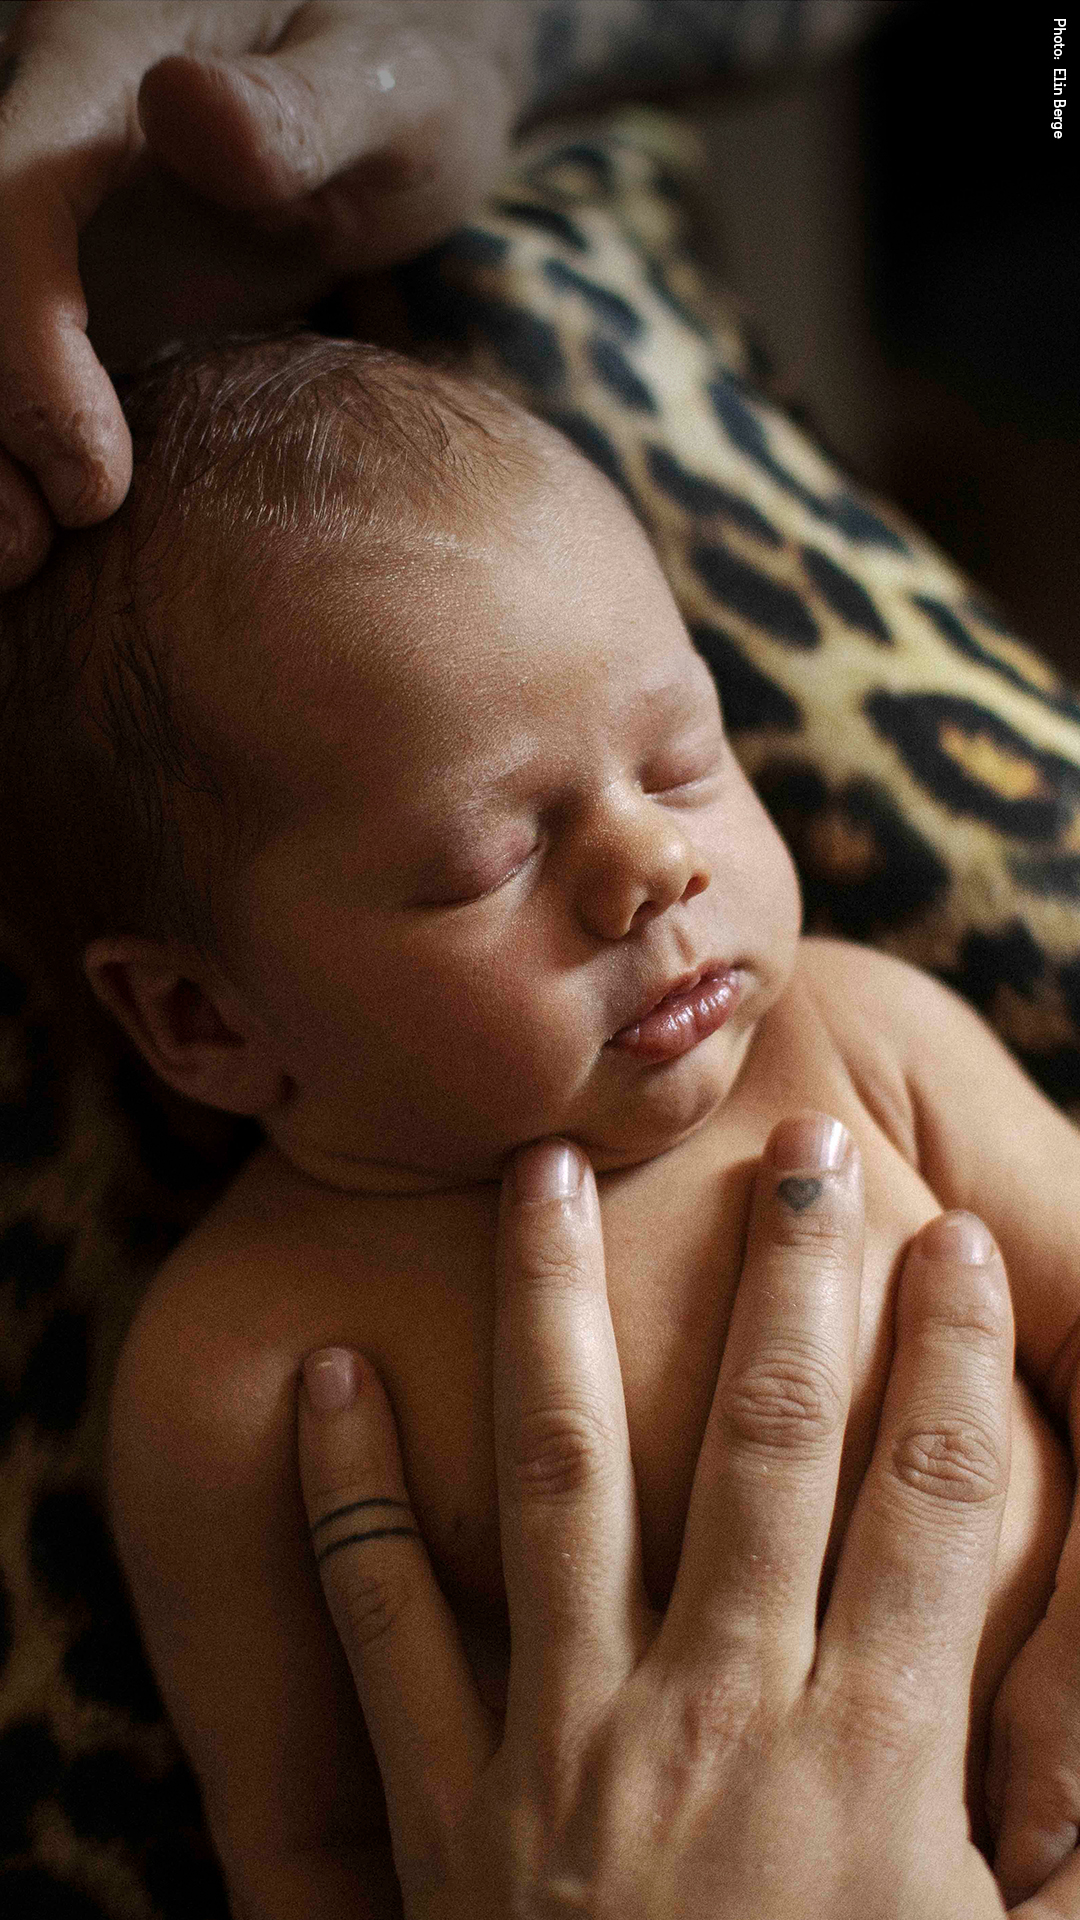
top-left (257, 1061), bottom-right (941, 1622)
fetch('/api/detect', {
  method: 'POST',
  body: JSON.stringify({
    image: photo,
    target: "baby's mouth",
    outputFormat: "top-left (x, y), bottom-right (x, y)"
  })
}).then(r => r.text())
top-left (607, 967), bottom-right (741, 1062)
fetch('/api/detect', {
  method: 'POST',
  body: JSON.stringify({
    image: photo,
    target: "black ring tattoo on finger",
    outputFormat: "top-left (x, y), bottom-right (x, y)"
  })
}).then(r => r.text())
top-left (316, 1523), bottom-right (421, 1566)
top-left (310, 1494), bottom-right (420, 1565)
top-left (310, 1495), bottom-right (413, 1536)
top-left (777, 1175), bottom-right (823, 1213)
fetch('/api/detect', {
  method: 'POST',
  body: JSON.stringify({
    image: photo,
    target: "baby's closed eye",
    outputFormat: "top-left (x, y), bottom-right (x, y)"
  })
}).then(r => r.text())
top-left (640, 731), bottom-right (725, 799)
top-left (411, 832), bottom-right (541, 907)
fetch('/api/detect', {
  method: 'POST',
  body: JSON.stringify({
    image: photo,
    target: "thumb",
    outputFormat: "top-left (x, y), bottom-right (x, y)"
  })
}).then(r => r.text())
top-left (138, 8), bottom-right (517, 270)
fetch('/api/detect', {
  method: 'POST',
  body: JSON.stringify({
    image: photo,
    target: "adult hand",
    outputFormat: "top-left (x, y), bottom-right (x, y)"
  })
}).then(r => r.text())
top-left (297, 1116), bottom-right (1043, 1918)
top-left (0, 0), bottom-right (530, 586)
top-left (0, 0), bottom-right (882, 587)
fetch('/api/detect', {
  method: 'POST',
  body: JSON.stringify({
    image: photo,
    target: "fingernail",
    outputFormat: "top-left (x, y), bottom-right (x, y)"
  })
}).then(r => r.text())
top-left (513, 1139), bottom-right (584, 1202)
top-left (770, 1112), bottom-right (850, 1173)
top-left (303, 1347), bottom-right (358, 1413)
top-left (919, 1210), bottom-right (995, 1265)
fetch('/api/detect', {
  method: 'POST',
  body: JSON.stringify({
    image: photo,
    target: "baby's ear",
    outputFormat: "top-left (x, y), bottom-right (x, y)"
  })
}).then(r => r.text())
top-left (83, 937), bottom-right (288, 1116)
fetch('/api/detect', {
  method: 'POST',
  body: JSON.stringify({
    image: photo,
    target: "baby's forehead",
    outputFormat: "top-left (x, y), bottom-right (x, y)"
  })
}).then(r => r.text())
top-left (178, 416), bottom-right (683, 809)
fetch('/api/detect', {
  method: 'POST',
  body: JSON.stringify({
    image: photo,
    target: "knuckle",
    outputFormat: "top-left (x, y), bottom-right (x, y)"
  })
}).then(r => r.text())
top-left (890, 1407), bottom-right (1005, 1507)
top-left (955, 1264), bottom-right (1012, 1339)
top-left (724, 1340), bottom-right (848, 1457)
top-left (516, 1232), bottom-right (592, 1297)
top-left (667, 1665), bottom-right (763, 1766)
top-left (903, 1248), bottom-right (1013, 1359)
top-left (0, 387), bottom-right (120, 521)
top-left (817, 1651), bottom-right (936, 1770)
top-left (252, 65), bottom-right (326, 190)
top-left (508, 1397), bottom-right (619, 1505)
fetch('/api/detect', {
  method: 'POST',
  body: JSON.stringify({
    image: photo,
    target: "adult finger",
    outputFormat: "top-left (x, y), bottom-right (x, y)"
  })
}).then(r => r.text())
top-left (988, 1620), bottom-right (1080, 1908)
top-left (661, 1112), bottom-right (862, 1693)
top-left (0, 1), bottom-right (291, 539)
top-left (495, 1140), bottom-right (647, 1745)
top-left (1, 1), bottom-right (288, 189)
top-left (298, 1346), bottom-right (494, 1861)
top-left (138, 0), bottom-right (520, 270)
top-left (0, 171), bottom-right (132, 543)
top-left (819, 1212), bottom-right (1012, 1777)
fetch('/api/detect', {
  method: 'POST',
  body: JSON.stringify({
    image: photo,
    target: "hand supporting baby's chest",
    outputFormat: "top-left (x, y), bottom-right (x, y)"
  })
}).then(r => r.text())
top-left (375, 1118), bottom-right (1069, 1839)
top-left (399, 1112), bottom-right (931, 1605)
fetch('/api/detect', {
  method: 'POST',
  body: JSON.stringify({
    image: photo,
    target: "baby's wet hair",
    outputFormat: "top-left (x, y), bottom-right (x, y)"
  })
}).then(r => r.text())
top-left (0, 333), bottom-right (537, 983)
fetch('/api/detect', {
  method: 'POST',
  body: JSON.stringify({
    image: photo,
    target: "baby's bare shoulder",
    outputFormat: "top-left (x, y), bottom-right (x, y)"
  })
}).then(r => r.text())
top-left (110, 1144), bottom-right (496, 1527)
top-left (109, 1150), bottom-right (385, 1534)
top-left (794, 935), bottom-right (974, 1049)
top-left (789, 937), bottom-right (946, 1161)
top-left (796, 936), bottom-right (993, 1059)
top-left (796, 933), bottom-right (930, 1003)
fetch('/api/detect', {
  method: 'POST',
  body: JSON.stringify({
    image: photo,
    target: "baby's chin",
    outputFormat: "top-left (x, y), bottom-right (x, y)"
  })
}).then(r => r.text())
top-left (567, 1083), bottom-right (730, 1178)
top-left (499, 1026), bottom-right (757, 1183)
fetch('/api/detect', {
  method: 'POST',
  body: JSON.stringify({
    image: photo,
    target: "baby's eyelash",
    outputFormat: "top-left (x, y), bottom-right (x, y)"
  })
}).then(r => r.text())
top-left (416, 841), bottom-right (540, 909)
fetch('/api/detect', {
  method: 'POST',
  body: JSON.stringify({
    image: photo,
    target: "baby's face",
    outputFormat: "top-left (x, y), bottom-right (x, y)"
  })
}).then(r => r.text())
top-left (223, 443), bottom-right (801, 1185)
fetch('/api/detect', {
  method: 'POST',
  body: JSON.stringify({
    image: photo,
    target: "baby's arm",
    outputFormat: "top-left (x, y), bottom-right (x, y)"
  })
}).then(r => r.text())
top-left (108, 1243), bottom-right (400, 1920)
top-left (809, 940), bottom-right (1080, 1906)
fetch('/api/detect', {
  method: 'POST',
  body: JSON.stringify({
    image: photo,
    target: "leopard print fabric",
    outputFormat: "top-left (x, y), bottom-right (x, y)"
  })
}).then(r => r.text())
top-left (2, 108), bottom-right (1079, 1917)
top-left (390, 111), bottom-right (1080, 1113)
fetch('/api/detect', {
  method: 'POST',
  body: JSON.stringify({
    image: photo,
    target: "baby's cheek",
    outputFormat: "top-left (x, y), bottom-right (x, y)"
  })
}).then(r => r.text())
top-left (725, 792), bottom-right (801, 983)
top-left (966, 1375), bottom-right (1072, 1841)
top-left (441, 986), bottom-right (582, 1131)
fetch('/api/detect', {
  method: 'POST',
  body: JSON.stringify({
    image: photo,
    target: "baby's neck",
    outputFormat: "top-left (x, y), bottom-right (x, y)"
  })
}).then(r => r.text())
top-left (260, 1106), bottom-right (723, 1199)
top-left (259, 1115), bottom-right (487, 1196)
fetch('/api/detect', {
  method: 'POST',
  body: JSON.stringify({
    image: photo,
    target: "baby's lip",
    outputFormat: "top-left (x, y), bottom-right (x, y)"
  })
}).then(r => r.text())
top-left (616, 962), bottom-right (722, 1031)
top-left (607, 963), bottom-right (742, 1061)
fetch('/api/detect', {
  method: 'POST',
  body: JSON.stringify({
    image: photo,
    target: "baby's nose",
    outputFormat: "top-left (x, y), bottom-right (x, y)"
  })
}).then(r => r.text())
top-left (577, 803), bottom-right (710, 940)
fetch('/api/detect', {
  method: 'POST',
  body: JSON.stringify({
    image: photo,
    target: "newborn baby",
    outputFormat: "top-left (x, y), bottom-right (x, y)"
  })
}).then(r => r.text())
top-left (6, 334), bottom-right (1079, 1917)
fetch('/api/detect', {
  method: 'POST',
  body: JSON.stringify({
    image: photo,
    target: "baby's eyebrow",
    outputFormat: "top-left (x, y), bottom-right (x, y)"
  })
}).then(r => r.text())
top-left (418, 736), bottom-right (542, 819)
